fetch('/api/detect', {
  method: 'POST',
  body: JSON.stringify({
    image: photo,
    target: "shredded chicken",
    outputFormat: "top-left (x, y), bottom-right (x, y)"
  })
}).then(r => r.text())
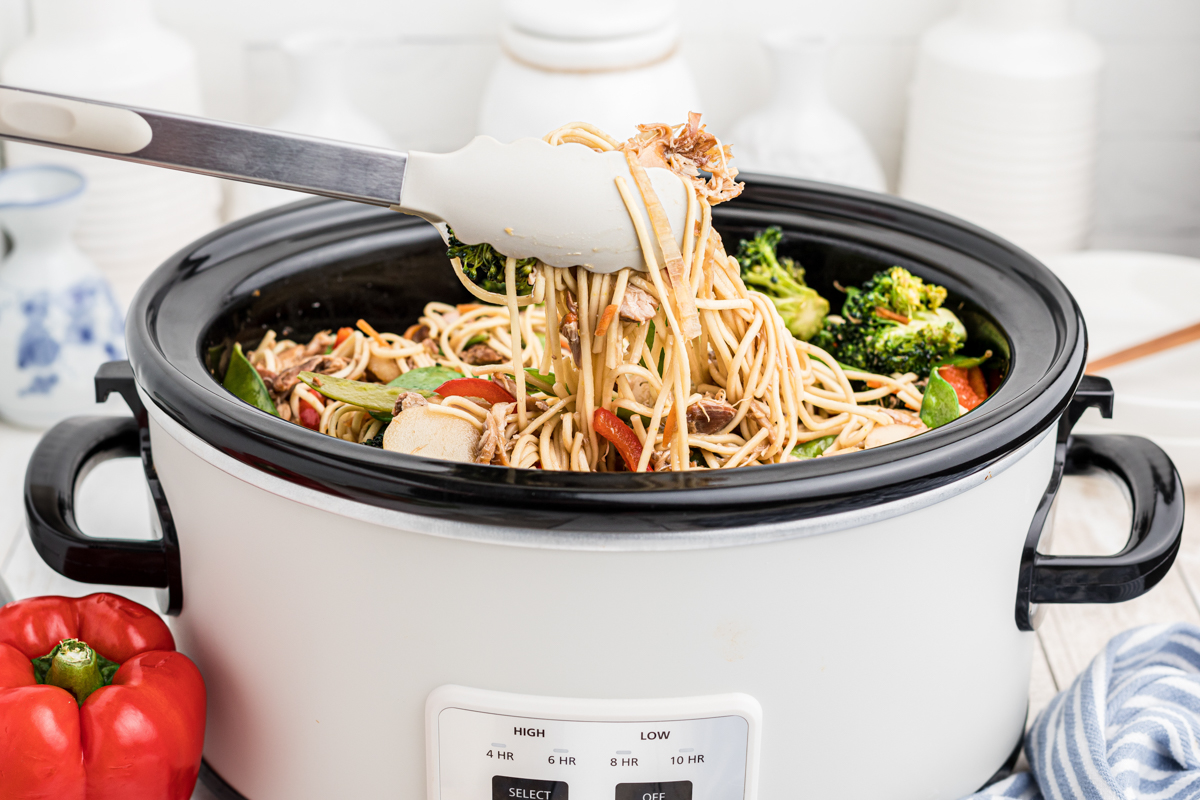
top-left (686, 396), bottom-right (736, 434)
top-left (492, 371), bottom-right (518, 397)
top-left (747, 399), bottom-right (780, 446)
top-left (476, 402), bottom-right (513, 465)
top-left (618, 284), bottom-right (659, 323)
top-left (880, 408), bottom-right (927, 428)
top-left (391, 391), bottom-right (427, 417)
top-left (303, 331), bottom-right (336, 357)
top-left (490, 372), bottom-right (548, 413)
top-left (620, 112), bottom-right (743, 205)
top-left (270, 355), bottom-right (347, 396)
top-left (462, 343), bottom-right (505, 366)
top-left (626, 375), bottom-right (656, 407)
top-left (864, 408), bottom-right (929, 450)
top-left (560, 313), bottom-right (582, 365)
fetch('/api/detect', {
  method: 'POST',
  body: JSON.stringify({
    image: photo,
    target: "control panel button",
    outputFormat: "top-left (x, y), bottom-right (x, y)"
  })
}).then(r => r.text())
top-left (615, 781), bottom-right (693, 800)
top-left (493, 775), bottom-right (569, 800)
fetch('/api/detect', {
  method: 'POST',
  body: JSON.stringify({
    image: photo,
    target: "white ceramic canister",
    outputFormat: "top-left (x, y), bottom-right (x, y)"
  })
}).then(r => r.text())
top-left (0, 166), bottom-right (124, 429)
top-left (732, 32), bottom-right (886, 192)
top-left (227, 32), bottom-right (398, 221)
top-left (899, 0), bottom-right (1103, 255)
top-left (1, 0), bottom-right (222, 308)
top-left (478, 0), bottom-right (702, 143)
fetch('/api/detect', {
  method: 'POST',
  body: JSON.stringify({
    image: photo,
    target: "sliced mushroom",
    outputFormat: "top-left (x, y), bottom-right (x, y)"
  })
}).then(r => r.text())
top-left (403, 323), bottom-right (432, 343)
top-left (367, 353), bottom-right (401, 383)
top-left (270, 355), bottom-right (347, 395)
top-left (462, 343), bottom-right (505, 366)
top-left (383, 406), bottom-right (479, 463)
top-left (686, 397), bottom-right (736, 434)
top-left (391, 391), bottom-right (427, 417)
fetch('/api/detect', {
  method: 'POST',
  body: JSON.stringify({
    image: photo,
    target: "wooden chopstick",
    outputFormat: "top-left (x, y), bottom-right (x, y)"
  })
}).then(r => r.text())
top-left (1086, 320), bottom-right (1200, 374)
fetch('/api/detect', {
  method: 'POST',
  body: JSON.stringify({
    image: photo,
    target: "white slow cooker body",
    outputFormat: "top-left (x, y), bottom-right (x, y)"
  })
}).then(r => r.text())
top-left (146, 397), bottom-right (1056, 800)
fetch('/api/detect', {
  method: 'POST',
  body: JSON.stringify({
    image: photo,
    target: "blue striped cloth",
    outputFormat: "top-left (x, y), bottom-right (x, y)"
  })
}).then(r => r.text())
top-left (966, 623), bottom-right (1200, 800)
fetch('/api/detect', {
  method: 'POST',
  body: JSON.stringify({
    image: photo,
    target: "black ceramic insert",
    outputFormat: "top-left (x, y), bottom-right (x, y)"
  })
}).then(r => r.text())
top-left (124, 176), bottom-right (1087, 532)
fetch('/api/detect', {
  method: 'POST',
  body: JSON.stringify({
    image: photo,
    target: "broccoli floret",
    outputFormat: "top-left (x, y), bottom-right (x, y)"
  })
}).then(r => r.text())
top-left (736, 226), bottom-right (829, 340)
top-left (446, 227), bottom-right (537, 295)
top-left (811, 266), bottom-right (966, 377)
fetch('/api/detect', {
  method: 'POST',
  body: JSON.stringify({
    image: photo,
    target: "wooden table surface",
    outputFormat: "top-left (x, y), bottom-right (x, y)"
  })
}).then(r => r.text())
top-left (1029, 473), bottom-right (1199, 720)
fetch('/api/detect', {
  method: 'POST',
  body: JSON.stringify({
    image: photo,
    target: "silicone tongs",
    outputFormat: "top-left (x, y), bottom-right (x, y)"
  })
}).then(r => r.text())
top-left (0, 85), bottom-right (687, 273)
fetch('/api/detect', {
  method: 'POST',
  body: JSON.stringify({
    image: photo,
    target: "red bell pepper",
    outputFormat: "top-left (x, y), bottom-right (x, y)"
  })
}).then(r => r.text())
top-left (435, 377), bottom-right (516, 405)
top-left (594, 407), bottom-right (651, 472)
top-left (0, 593), bottom-right (206, 800)
top-left (937, 365), bottom-right (988, 411)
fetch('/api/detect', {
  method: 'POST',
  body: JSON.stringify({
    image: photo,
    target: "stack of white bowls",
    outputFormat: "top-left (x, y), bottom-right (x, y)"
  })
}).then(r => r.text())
top-left (1043, 250), bottom-right (1200, 488)
top-left (2, 0), bottom-right (222, 308)
top-left (899, 0), bottom-right (1103, 256)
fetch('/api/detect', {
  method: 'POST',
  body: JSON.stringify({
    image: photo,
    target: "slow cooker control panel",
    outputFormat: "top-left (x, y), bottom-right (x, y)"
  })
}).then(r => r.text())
top-left (426, 685), bottom-right (761, 800)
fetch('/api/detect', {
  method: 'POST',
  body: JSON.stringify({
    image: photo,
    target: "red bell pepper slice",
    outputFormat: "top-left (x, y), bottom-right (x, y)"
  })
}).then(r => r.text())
top-left (594, 407), bottom-right (651, 472)
top-left (0, 593), bottom-right (206, 800)
top-left (435, 377), bottom-right (516, 405)
top-left (938, 365), bottom-right (987, 411)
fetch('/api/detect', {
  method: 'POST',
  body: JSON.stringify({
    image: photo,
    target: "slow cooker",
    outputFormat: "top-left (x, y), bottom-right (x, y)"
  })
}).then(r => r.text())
top-left (23, 177), bottom-right (1184, 800)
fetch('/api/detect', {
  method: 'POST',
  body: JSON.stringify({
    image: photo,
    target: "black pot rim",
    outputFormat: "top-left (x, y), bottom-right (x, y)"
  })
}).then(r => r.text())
top-left (126, 175), bottom-right (1086, 533)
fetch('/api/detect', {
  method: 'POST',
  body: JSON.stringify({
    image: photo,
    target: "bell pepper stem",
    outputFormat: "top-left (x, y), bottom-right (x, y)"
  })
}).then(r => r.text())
top-left (40, 639), bottom-right (108, 705)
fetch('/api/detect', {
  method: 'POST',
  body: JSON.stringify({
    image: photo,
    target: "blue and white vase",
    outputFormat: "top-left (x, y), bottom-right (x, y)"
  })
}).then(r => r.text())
top-left (0, 165), bottom-right (125, 428)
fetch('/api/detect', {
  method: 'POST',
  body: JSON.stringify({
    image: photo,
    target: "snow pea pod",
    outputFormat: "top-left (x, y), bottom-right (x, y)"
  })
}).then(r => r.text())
top-left (223, 343), bottom-right (278, 416)
top-left (298, 372), bottom-right (401, 412)
top-left (792, 434), bottom-right (837, 459)
top-left (300, 365), bottom-right (466, 418)
top-left (920, 368), bottom-right (961, 429)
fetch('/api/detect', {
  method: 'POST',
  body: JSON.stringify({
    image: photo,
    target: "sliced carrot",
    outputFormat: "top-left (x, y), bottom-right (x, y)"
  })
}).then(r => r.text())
top-left (457, 303), bottom-right (482, 314)
top-left (334, 327), bottom-right (354, 347)
top-left (875, 306), bottom-right (910, 324)
top-left (594, 304), bottom-right (619, 338)
top-left (356, 318), bottom-right (386, 346)
top-left (662, 405), bottom-right (676, 442)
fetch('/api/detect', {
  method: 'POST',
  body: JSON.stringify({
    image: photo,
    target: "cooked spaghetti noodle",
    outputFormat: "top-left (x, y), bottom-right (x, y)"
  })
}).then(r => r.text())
top-left (242, 116), bottom-right (937, 471)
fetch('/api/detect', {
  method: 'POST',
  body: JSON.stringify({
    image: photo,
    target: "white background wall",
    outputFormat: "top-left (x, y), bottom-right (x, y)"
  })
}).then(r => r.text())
top-left (3, 0), bottom-right (1198, 256)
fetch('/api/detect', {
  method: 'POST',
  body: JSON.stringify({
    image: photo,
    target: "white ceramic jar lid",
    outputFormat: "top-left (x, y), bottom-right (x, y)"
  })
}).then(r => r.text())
top-left (504, 0), bottom-right (674, 39)
top-left (500, 0), bottom-right (680, 72)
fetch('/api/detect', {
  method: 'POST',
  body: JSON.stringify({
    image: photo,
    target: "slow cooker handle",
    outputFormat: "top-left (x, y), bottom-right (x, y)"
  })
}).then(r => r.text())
top-left (24, 363), bottom-right (183, 615)
top-left (1030, 434), bottom-right (1183, 601)
top-left (1015, 376), bottom-right (1184, 629)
